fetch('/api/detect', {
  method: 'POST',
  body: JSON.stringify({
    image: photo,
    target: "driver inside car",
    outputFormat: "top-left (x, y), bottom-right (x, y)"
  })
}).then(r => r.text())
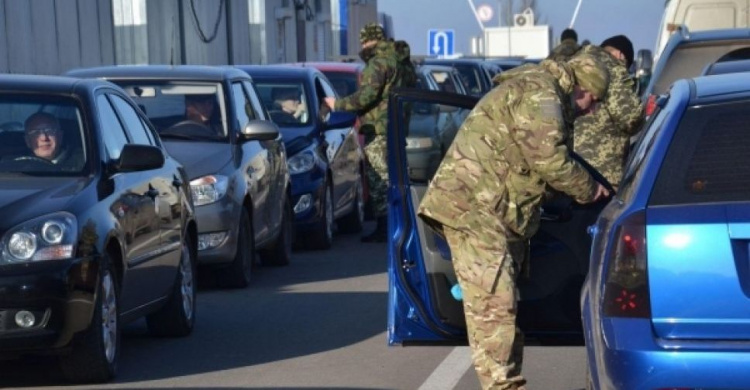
top-left (19, 112), bottom-right (83, 170)
top-left (185, 94), bottom-right (223, 135)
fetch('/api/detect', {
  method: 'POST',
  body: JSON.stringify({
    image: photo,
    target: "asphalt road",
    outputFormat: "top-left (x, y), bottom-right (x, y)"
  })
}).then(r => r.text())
top-left (0, 222), bottom-right (587, 390)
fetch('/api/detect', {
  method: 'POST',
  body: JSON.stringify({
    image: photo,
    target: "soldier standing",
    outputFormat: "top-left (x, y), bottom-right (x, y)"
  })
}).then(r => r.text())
top-left (547, 28), bottom-right (581, 62)
top-left (325, 23), bottom-right (416, 243)
top-left (573, 35), bottom-right (643, 189)
top-left (417, 54), bottom-right (611, 390)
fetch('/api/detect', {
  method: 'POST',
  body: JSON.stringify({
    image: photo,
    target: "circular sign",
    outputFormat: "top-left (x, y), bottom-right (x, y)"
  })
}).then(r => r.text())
top-left (477, 4), bottom-right (493, 22)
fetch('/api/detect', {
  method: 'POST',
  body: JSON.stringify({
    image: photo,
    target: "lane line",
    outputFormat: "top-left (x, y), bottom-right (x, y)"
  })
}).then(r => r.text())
top-left (418, 346), bottom-right (473, 390)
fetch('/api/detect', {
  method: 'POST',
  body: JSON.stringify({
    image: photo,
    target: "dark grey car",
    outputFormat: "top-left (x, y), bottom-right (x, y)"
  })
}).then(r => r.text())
top-left (67, 66), bottom-right (293, 288)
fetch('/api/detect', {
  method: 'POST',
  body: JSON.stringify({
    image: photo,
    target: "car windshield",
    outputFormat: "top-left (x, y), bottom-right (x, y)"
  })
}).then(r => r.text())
top-left (321, 71), bottom-right (358, 97)
top-left (254, 81), bottom-right (311, 127)
top-left (0, 96), bottom-right (87, 176)
top-left (117, 81), bottom-right (228, 142)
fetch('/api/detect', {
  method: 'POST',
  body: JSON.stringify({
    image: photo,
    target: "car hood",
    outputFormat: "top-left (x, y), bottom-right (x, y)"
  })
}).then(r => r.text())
top-left (163, 141), bottom-right (232, 180)
top-left (279, 127), bottom-right (316, 155)
top-left (0, 176), bottom-right (89, 231)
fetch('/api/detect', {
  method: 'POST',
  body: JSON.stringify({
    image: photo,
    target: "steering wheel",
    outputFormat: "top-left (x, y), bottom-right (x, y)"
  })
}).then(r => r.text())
top-left (14, 155), bottom-right (55, 165)
top-left (164, 120), bottom-right (216, 137)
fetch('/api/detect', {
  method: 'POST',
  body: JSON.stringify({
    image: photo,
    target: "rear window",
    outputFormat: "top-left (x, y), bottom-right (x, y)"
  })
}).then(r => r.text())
top-left (653, 42), bottom-right (750, 95)
top-left (651, 100), bottom-right (750, 205)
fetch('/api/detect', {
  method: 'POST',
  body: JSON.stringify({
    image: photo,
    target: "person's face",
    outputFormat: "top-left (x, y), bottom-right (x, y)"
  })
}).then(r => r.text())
top-left (25, 119), bottom-right (61, 160)
top-left (573, 85), bottom-right (596, 113)
top-left (186, 97), bottom-right (215, 123)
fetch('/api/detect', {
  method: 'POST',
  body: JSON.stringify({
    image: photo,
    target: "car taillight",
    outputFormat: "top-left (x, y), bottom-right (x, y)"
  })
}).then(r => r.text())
top-left (645, 94), bottom-right (657, 117)
top-left (602, 210), bottom-right (651, 318)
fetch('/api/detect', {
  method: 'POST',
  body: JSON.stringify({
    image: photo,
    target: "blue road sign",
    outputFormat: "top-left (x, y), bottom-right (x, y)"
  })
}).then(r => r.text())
top-left (428, 29), bottom-right (455, 57)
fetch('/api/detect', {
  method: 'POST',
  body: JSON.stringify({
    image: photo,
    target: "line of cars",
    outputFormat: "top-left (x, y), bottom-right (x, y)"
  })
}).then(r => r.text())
top-left (0, 63), bottom-right (369, 383)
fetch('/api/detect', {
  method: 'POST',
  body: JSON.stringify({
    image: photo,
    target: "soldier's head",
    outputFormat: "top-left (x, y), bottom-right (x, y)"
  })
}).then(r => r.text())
top-left (601, 34), bottom-right (635, 69)
top-left (359, 23), bottom-right (385, 49)
top-left (567, 54), bottom-right (609, 113)
top-left (561, 28), bottom-right (578, 43)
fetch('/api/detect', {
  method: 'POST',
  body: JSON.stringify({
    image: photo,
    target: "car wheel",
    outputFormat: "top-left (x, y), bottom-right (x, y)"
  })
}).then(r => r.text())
top-left (59, 256), bottom-right (119, 383)
top-left (217, 209), bottom-right (254, 288)
top-left (259, 195), bottom-right (293, 266)
top-left (146, 233), bottom-right (196, 337)
top-left (337, 177), bottom-right (365, 233)
top-left (307, 185), bottom-right (333, 250)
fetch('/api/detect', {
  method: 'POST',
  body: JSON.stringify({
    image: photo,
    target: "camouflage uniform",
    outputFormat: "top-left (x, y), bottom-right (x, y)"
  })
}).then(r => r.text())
top-left (573, 44), bottom-right (644, 188)
top-left (334, 24), bottom-right (416, 218)
top-left (417, 55), bottom-right (609, 390)
top-left (547, 38), bottom-right (581, 62)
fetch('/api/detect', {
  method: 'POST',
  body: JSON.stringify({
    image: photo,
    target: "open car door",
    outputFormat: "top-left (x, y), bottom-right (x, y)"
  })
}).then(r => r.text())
top-left (386, 89), bottom-right (611, 345)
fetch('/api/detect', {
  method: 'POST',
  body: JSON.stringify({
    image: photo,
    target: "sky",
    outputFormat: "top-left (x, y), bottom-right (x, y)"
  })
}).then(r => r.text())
top-left (379, 0), bottom-right (664, 58)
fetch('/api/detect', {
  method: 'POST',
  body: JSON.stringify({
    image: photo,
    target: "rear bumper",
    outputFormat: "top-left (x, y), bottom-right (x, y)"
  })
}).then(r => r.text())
top-left (586, 315), bottom-right (750, 389)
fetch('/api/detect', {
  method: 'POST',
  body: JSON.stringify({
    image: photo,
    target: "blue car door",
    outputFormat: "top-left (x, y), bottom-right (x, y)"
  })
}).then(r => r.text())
top-left (387, 89), bottom-right (611, 345)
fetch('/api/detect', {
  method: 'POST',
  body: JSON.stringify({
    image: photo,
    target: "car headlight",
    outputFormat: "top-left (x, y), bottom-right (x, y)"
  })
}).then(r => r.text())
top-left (190, 175), bottom-right (229, 206)
top-left (406, 137), bottom-right (434, 150)
top-left (1, 212), bottom-right (77, 264)
top-left (287, 150), bottom-right (317, 174)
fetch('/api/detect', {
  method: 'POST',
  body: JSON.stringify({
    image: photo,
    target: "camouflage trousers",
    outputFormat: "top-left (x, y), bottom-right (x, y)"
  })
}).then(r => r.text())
top-left (444, 226), bottom-right (527, 390)
top-left (364, 135), bottom-right (388, 217)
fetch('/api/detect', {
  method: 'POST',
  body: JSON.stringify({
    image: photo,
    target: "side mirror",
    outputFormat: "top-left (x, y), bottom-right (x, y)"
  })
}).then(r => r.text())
top-left (112, 144), bottom-right (165, 173)
top-left (635, 49), bottom-right (653, 77)
top-left (324, 111), bottom-right (357, 130)
top-left (240, 119), bottom-right (280, 141)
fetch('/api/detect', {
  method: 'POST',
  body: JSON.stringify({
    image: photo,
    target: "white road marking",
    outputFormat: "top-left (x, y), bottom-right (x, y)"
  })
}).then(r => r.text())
top-left (419, 346), bottom-right (473, 390)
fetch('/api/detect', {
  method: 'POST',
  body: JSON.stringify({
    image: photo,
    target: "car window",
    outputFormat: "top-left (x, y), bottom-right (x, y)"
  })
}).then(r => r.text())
top-left (321, 71), bottom-right (358, 97)
top-left (429, 70), bottom-right (459, 93)
top-left (617, 103), bottom-right (669, 202)
top-left (96, 95), bottom-right (130, 160)
top-left (109, 94), bottom-right (155, 146)
top-left (650, 99), bottom-right (750, 205)
top-left (453, 64), bottom-right (483, 95)
top-left (241, 81), bottom-right (263, 121)
top-left (0, 96), bottom-right (87, 175)
top-left (317, 77), bottom-right (337, 98)
top-left (231, 82), bottom-right (253, 130)
top-left (255, 81), bottom-right (311, 126)
top-left (117, 81), bottom-right (228, 141)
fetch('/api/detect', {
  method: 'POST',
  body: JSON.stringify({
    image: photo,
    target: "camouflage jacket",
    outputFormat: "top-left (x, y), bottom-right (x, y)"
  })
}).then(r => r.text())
top-left (334, 40), bottom-right (416, 136)
top-left (573, 44), bottom-right (644, 187)
top-left (547, 39), bottom-right (581, 62)
top-left (417, 60), bottom-right (598, 239)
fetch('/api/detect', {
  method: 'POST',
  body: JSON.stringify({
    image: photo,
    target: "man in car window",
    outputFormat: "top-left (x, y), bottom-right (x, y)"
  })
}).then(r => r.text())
top-left (417, 55), bottom-right (611, 390)
top-left (271, 88), bottom-right (307, 124)
top-left (185, 94), bottom-right (223, 135)
top-left (323, 23), bottom-right (417, 243)
top-left (573, 35), bottom-right (644, 189)
top-left (20, 112), bottom-right (82, 169)
top-left (548, 28), bottom-right (581, 62)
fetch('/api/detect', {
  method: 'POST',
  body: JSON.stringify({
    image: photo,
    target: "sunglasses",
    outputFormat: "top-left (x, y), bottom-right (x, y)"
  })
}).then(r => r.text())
top-left (27, 127), bottom-right (60, 138)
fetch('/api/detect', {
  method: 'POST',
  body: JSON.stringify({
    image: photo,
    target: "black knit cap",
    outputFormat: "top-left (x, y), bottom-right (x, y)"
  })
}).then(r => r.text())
top-left (561, 28), bottom-right (577, 42)
top-left (601, 35), bottom-right (634, 69)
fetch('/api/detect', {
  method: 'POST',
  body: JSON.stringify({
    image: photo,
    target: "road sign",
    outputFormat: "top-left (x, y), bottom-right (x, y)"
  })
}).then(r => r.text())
top-left (476, 4), bottom-right (493, 22)
top-left (428, 29), bottom-right (455, 57)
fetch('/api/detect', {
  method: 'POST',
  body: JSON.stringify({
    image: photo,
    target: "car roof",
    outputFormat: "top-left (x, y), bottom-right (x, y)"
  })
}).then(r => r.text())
top-left (66, 65), bottom-right (250, 81)
top-left (417, 64), bottom-right (457, 72)
top-left (691, 72), bottom-right (750, 101)
top-left (236, 65), bottom-right (319, 79)
top-left (423, 58), bottom-right (486, 66)
top-left (669, 27), bottom-right (750, 46)
top-left (291, 62), bottom-right (363, 73)
top-left (702, 59), bottom-right (750, 76)
top-left (0, 73), bottom-right (111, 94)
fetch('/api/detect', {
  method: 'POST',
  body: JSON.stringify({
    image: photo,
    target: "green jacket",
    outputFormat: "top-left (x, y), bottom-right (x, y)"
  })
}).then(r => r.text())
top-left (547, 38), bottom-right (581, 62)
top-left (334, 40), bottom-right (415, 136)
top-left (573, 44), bottom-right (644, 187)
top-left (418, 60), bottom-right (597, 239)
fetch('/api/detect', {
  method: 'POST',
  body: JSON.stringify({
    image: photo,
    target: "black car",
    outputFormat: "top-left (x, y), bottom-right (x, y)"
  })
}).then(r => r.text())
top-left (0, 75), bottom-right (197, 382)
top-left (67, 66), bottom-right (293, 288)
top-left (239, 65), bottom-right (365, 249)
top-left (422, 58), bottom-right (499, 97)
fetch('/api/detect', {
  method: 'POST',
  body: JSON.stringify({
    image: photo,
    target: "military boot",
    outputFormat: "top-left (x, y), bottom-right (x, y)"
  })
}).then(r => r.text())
top-left (361, 216), bottom-right (387, 243)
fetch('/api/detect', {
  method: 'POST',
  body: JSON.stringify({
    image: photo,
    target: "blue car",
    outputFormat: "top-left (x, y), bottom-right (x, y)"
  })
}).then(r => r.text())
top-left (238, 66), bottom-right (365, 250)
top-left (385, 88), bottom-right (610, 345)
top-left (583, 72), bottom-right (750, 389)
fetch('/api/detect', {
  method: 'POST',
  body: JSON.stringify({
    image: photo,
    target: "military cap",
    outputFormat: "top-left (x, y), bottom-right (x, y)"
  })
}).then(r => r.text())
top-left (568, 54), bottom-right (609, 100)
top-left (359, 23), bottom-right (385, 44)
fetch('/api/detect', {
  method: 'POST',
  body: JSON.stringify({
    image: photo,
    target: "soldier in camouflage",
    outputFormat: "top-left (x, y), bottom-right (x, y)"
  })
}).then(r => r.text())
top-left (325, 23), bottom-right (417, 242)
top-left (417, 54), bottom-right (611, 390)
top-left (573, 35), bottom-right (644, 189)
top-left (547, 28), bottom-right (580, 62)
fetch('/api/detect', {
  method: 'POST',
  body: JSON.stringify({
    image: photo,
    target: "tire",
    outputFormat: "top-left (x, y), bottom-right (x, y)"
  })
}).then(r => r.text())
top-left (146, 233), bottom-right (196, 337)
top-left (307, 185), bottom-right (333, 250)
top-left (59, 256), bottom-right (119, 383)
top-left (217, 209), bottom-right (254, 288)
top-left (259, 195), bottom-right (293, 266)
top-left (337, 177), bottom-right (365, 234)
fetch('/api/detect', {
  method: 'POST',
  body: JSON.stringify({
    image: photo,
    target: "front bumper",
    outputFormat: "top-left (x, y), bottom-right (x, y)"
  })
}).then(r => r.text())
top-left (0, 258), bottom-right (98, 354)
top-left (290, 174), bottom-right (326, 231)
top-left (194, 198), bottom-right (239, 266)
